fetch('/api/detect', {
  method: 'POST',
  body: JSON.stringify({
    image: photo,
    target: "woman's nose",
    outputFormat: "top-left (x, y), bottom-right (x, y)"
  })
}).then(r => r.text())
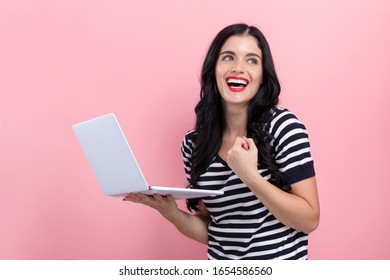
top-left (231, 59), bottom-right (245, 73)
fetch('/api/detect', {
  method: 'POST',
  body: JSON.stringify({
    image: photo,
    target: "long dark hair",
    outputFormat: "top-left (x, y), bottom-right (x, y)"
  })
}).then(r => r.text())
top-left (187, 23), bottom-right (289, 211)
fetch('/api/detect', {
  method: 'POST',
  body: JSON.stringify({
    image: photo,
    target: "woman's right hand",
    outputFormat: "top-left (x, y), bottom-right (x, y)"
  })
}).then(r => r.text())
top-left (123, 193), bottom-right (179, 221)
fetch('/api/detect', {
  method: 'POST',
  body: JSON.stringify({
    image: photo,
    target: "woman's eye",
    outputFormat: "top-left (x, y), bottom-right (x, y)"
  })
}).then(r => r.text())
top-left (247, 58), bottom-right (258, 65)
top-left (222, 55), bottom-right (234, 61)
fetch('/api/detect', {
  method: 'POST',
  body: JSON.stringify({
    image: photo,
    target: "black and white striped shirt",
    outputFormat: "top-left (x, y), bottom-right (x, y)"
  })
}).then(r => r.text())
top-left (181, 107), bottom-right (315, 260)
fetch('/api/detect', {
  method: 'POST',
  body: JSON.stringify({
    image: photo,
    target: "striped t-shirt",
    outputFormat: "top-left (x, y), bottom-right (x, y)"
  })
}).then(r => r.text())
top-left (181, 107), bottom-right (315, 260)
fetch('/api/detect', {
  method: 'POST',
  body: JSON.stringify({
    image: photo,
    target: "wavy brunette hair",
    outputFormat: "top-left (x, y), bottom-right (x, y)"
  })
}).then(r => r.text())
top-left (187, 23), bottom-right (290, 211)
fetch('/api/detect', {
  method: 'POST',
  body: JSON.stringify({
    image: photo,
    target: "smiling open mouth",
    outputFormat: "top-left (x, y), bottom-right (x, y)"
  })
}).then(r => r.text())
top-left (226, 76), bottom-right (249, 92)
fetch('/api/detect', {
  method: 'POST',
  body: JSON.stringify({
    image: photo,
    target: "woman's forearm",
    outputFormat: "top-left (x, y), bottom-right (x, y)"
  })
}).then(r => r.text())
top-left (243, 172), bottom-right (320, 234)
top-left (164, 209), bottom-right (210, 244)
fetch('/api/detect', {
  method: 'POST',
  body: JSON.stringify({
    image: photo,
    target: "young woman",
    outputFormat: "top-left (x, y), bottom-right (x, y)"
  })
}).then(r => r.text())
top-left (124, 23), bottom-right (320, 260)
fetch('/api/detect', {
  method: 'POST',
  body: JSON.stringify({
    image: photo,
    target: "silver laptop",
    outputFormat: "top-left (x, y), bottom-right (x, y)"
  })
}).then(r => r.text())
top-left (72, 113), bottom-right (223, 199)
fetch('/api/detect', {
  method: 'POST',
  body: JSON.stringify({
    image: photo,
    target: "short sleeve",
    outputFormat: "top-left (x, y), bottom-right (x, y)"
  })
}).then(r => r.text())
top-left (181, 130), bottom-right (195, 184)
top-left (268, 108), bottom-right (316, 185)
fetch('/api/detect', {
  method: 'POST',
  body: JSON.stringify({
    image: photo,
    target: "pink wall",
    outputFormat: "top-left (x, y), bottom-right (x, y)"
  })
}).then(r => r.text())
top-left (0, 0), bottom-right (389, 259)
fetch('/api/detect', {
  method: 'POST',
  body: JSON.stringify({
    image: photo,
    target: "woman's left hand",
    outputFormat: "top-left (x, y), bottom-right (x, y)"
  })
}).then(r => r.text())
top-left (227, 137), bottom-right (320, 234)
top-left (227, 136), bottom-right (259, 182)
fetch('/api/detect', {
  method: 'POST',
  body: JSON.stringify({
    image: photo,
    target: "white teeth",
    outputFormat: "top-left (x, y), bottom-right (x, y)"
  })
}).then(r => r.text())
top-left (226, 78), bottom-right (248, 85)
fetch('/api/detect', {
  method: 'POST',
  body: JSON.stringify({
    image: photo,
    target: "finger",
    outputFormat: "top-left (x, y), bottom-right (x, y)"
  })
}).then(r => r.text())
top-left (123, 193), bottom-right (151, 204)
top-left (242, 136), bottom-right (256, 150)
top-left (241, 139), bottom-right (249, 150)
top-left (233, 136), bottom-right (242, 146)
top-left (233, 136), bottom-right (249, 151)
top-left (153, 194), bottom-right (164, 202)
top-left (166, 194), bottom-right (175, 202)
top-left (138, 193), bottom-right (157, 204)
top-left (123, 193), bottom-right (141, 202)
top-left (232, 136), bottom-right (246, 149)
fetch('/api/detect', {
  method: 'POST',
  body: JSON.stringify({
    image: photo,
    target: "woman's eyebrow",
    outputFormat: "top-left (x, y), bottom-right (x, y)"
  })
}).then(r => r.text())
top-left (219, 50), bottom-right (235, 56)
top-left (219, 50), bottom-right (262, 59)
top-left (246, 52), bottom-right (262, 59)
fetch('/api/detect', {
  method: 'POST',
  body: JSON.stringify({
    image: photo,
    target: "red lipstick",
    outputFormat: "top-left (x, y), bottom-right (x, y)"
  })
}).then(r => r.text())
top-left (225, 76), bottom-right (249, 92)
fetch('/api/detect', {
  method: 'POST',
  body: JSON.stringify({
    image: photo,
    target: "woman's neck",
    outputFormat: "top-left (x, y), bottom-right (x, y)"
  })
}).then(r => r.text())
top-left (223, 104), bottom-right (248, 138)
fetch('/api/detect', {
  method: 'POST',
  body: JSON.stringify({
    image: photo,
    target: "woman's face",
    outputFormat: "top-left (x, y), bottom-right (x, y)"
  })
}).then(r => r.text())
top-left (215, 34), bottom-right (263, 109)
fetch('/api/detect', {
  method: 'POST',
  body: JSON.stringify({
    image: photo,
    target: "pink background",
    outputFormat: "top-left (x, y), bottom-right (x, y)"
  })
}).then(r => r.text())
top-left (1, 0), bottom-right (389, 260)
